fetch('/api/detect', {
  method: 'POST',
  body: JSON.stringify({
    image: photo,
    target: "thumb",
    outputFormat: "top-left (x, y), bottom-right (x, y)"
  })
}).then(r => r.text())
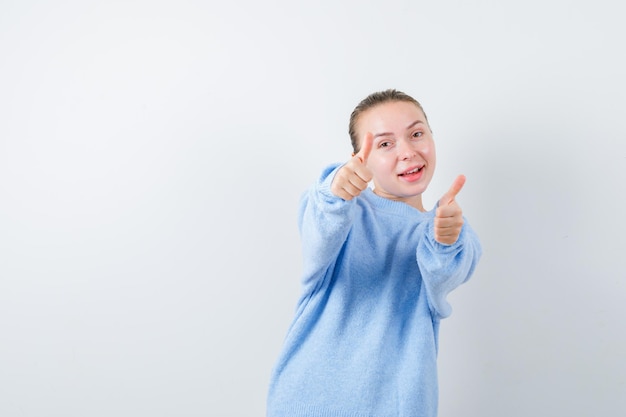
top-left (440, 174), bottom-right (466, 205)
top-left (356, 132), bottom-right (374, 163)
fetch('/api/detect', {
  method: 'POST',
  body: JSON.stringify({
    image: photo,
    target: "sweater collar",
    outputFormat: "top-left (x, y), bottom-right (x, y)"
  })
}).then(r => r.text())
top-left (361, 188), bottom-right (435, 218)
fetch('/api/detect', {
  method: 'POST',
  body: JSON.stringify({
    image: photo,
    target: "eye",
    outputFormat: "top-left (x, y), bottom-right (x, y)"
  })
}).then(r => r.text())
top-left (379, 141), bottom-right (392, 148)
top-left (412, 131), bottom-right (423, 138)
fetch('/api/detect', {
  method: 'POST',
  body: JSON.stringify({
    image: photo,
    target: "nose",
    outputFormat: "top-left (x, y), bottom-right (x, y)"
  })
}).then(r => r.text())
top-left (398, 141), bottom-right (416, 160)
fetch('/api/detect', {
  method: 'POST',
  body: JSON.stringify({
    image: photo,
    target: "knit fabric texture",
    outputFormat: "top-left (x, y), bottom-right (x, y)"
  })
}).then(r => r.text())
top-left (267, 163), bottom-right (482, 417)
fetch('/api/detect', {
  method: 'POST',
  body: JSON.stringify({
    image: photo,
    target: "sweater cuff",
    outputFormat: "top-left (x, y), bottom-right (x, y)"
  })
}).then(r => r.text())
top-left (316, 163), bottom-right (346, 202)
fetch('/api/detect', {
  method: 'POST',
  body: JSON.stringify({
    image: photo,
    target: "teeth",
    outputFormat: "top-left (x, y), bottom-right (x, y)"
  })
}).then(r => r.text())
top-left (406, 167), bottom-right (420, 174)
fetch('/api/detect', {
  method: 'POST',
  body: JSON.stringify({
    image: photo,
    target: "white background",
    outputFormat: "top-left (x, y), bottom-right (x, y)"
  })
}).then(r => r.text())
top-left (1, 1), bottom-right (625, 416)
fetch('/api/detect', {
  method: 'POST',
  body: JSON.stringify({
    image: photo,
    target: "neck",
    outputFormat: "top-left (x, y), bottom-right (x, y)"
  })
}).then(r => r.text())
top-left (372, 188), bottom-right (426, 212)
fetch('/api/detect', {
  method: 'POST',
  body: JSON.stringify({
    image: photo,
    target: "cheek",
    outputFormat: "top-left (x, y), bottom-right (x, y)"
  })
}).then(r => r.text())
top-left (369, 154), bottom-right (392, 169)
top-left (428, 145), bottom-right (436, 169)
top-left (419, 141), bottom-right (435, 158)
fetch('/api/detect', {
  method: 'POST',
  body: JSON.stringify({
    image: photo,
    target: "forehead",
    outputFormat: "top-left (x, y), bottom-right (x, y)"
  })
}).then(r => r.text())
top-left (356, 101), bottom-right (426, 133)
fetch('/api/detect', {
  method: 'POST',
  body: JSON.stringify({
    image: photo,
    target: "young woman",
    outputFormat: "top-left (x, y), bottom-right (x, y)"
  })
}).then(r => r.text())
top-left (267, 89), bottom-right (482, 417)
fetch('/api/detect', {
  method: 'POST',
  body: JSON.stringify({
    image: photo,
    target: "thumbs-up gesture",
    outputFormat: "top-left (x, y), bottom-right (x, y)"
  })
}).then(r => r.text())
top-left (434, 175), bottom-right (466, 245)
top-left (331, 133), bottom-right (374, 200)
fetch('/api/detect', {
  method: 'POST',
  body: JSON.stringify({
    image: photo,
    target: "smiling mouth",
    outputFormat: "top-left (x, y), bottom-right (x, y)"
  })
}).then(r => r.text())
top-left (399, 166), bottom-right (424, 176)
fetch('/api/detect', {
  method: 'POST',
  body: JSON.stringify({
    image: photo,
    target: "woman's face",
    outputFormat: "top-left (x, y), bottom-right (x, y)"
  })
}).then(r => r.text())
top-left (355, 100), bottom-right (436, 211)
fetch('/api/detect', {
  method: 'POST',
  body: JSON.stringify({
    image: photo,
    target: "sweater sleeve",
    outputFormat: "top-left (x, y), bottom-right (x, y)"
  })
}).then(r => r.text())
top-left (298, 163), bottom-right (356, 292)
top-left (416, 217), bottom-right (482, 320)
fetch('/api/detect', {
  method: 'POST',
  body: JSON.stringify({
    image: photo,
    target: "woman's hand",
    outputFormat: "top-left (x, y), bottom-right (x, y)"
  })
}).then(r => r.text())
top-left (331, 133), bottom-right (374, 200)
top-left (434, 175), bottom-right (466, 245)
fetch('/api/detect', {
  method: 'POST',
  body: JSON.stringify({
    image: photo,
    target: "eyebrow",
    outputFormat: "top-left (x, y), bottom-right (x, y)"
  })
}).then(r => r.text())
top-left (373, 120), bottom-right (425, 138)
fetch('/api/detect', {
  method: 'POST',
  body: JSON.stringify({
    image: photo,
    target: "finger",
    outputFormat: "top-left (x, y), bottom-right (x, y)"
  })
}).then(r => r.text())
top-left (344, 157), bottom-right (373, 184)
top-left (334, 188), bottom-right (355, 201)
top-left (435, 232), bottom-right (460, 245)
top-left (434, 215), bottom-right (464, 229)
top-left (348, 174), bottom-right (369, 192)
top-left (338, 181), bottom-right (365, 200)
top-left (436, 202), bottom-right (462, 218)
top-left (353, 164), bottom-right (373, 183)
top-left (356, 132), bottom-right (374, 164)
top-left (440, 174), bottom-right (466, 205)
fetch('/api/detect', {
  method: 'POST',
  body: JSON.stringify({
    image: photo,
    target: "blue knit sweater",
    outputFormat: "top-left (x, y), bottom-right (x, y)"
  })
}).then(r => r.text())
top-left (267, 164), bottom-right (482, 417)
